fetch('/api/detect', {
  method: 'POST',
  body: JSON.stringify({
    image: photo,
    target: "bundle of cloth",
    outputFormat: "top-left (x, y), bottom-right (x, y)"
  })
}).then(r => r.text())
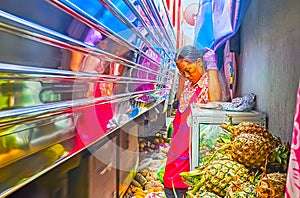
top-left (222, 93), bottom-right (256, 111)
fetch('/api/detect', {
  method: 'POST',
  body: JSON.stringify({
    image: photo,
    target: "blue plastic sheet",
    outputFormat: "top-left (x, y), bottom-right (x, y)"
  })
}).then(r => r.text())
top-left (60, 0), bottom-right (134, 40)
top-left (194, 0), bottom-right (251, 51)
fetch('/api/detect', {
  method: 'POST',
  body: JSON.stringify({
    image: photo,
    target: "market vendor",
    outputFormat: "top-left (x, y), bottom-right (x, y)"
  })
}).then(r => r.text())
top-left (163, 45), bottom-right (225, 198)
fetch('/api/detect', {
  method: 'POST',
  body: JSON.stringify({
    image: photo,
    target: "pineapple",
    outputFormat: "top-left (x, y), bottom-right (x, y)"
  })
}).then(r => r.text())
top-left (186, 185), bottom-right (207, 197)
top-left (231, 133), bottom-right (273, 168)
top-left (225, 181), bottom-right (256, 198)
top-left (186, 190), bottom-right (221, 198)
top-left (231, 122), bottom-right (290, 170)
top-left (255, 172), bottom-right (287, 198)
top-left (224, 170), bottom-right (263, 198)
top-left (225, 122), bottom-right (279, 145)
top-left (219, 122), bottom-right (280, 169)
top-left (220, 121), bottom-right (235, 133)
top-left (202, 149), bottom-right (233, 164)
top-left (198, 191), bottom-right (221, 198)
top-left (232, 122), bottom-right (273, 139)
top-left (180, 159), bottom-right (249, 197)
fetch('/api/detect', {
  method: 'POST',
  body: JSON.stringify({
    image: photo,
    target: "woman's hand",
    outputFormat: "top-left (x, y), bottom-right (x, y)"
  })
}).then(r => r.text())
top-left (203, 48), bottom-right (218, 71)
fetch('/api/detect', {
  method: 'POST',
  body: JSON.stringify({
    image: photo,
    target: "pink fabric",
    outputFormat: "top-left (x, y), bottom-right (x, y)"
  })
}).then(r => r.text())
top-left (286, 81), bottom-right (300, 197)
top-left (164, 73), bottom-right (209, 189)
top-left (76, 82), bottom-right (113, 146)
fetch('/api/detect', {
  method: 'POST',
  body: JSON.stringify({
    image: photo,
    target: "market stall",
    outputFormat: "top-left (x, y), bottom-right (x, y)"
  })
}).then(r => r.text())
top-left (0, 0), bottom-right (176, 197)
top-left (0, 0), bottom-right (299, 198)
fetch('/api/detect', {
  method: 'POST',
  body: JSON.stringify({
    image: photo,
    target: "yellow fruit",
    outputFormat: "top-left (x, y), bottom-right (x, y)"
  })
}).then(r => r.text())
top-left (256, 173), bottom-right (286, 198)
top-left (0, 149), bottom-right (26, 167)
top-left (41, 144), bottom-right (65, 164)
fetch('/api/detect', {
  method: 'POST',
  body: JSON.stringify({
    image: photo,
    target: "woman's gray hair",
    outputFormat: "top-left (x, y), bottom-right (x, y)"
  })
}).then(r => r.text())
top-left (175, 45), bottom-right (207, 69)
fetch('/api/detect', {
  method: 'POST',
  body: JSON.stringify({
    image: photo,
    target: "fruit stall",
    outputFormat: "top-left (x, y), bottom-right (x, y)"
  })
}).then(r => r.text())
top-left (0, 0), bottom-right (176, 197)
top-left (0, 0), bottom-right (300, 198)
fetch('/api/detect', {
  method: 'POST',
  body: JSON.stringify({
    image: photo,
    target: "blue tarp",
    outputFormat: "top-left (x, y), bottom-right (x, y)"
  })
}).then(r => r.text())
top-left (194, 0), bottom-right (252, 51)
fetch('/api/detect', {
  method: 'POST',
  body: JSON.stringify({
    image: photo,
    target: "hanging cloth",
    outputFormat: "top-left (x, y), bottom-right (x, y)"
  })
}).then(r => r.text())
top-left (194, 0), bottom-right (251, 51)
top-left (286, 79), bottom-right (300, 198)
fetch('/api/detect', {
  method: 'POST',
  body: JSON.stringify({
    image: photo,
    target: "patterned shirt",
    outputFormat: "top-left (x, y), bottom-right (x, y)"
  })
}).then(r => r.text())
top-left (179, 72), bottom-right (209, 113)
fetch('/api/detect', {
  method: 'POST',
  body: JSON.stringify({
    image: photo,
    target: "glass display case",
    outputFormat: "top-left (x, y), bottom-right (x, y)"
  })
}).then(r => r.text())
top-left (190, 103), bottom-right (267, 170)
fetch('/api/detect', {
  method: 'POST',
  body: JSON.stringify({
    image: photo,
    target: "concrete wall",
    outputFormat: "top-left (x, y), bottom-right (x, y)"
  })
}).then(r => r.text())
top-left (238, 0), bottom-right (300, 143)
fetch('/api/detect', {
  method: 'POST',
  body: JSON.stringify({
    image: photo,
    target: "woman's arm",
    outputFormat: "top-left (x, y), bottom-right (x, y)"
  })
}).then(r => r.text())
top-left (208, 70), bottom-right (222, 102)
top-left (177, 74), bottom-right (185, 101)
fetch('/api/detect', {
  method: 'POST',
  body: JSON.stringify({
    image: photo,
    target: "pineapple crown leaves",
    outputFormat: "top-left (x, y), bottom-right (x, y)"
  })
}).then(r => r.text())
top-left (190, 177), bottom-right (206, 195)
top-left (220, 122), bottom-right (235, 133)
top-left (270, 142), bottom-right (291, 171)
top-left (186, 191), bottom-right (196, 198)
top-left (180, 169), bottom-right (206, 195)
top-left (180, 169), bottom-right (203, 178)
top-left (180, 169), bottom-right (204, 186)
top-left (201, 144), bottom-right (233, 166)
top-left (217, 130), bottom-right (231, 144)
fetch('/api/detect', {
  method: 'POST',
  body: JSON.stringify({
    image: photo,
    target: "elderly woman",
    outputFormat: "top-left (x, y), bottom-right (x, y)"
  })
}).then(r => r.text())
top-left (163, 45), bottom-right (224, 198)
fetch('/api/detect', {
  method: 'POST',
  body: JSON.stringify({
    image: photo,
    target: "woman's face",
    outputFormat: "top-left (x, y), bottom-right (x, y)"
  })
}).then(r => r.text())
top-left (176, 59), bottom-right (202, 84)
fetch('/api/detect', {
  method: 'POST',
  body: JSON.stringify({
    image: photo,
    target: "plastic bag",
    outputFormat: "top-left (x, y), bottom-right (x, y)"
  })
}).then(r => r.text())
top-left (157, 165), bottom-right (165, 184)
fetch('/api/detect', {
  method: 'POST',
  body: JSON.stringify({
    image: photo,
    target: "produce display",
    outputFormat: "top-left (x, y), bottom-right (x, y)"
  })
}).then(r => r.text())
top-left (128, 169), bottom-right (164, 198)
top-left (138, 132), bottom-right (169, 153)
top-left (124, 120), bottom-right (290, 198)
top-left (125, 132), bottom-right (169, 198)
top-left (180, 122), bottom-right (290, 198)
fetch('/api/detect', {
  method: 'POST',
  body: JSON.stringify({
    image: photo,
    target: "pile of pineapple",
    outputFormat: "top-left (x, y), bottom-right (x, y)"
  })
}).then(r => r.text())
top-left (180, 122), bottom-right (290, 198)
